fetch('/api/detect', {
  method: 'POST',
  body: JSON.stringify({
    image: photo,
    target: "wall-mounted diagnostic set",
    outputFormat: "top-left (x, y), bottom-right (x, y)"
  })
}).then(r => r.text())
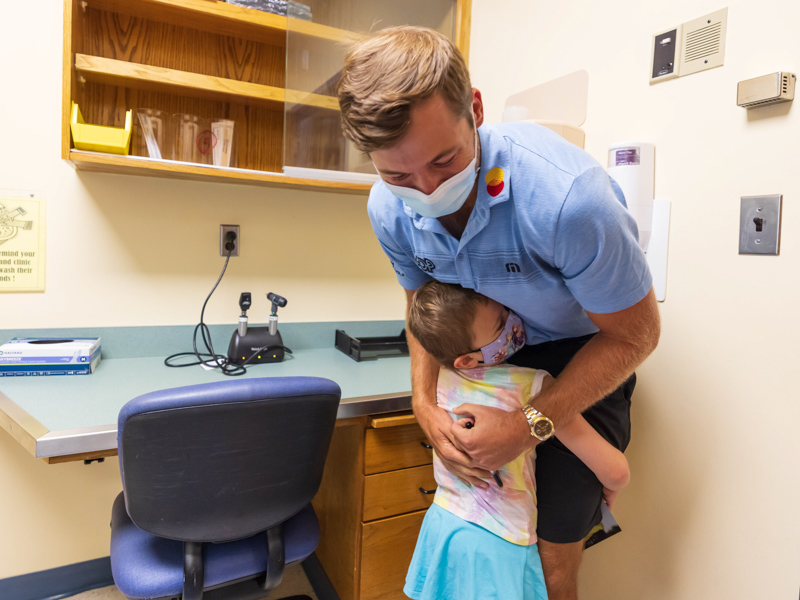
top-left (227, 292), bottom-right (290, 365)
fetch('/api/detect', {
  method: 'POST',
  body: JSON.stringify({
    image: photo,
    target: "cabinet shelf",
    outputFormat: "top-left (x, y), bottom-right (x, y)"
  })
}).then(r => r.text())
top-left (84, 0), bottom-right (363, 46)
top-left (75, 54), bottom-right (339, 111)
top-left (69, 150), bottom-right (372, 193)
top-left (64, 0), bottom-right (471, 193)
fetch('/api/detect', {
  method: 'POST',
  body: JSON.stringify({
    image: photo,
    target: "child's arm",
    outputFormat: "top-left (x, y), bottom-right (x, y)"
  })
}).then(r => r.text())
top-left (536, 374), bottom-right (629, 493)
top-left (555, 415), bottom-right (630, 492)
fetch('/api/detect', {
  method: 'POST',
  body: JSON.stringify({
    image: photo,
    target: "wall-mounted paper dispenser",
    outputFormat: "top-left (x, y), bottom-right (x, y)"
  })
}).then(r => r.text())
top-left (607, 142), bottom-right (655, 252)
top-left (607, 141), bottom-right (670, 302)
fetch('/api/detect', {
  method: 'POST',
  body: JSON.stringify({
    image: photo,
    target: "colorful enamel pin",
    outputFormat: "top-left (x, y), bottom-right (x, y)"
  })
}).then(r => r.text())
top-left (485, 167), bottom-right (504, 197)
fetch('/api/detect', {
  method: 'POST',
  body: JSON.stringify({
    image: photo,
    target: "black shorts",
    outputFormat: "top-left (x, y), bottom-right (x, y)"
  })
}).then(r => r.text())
top-left (507, 334), bottom-right (634, 544)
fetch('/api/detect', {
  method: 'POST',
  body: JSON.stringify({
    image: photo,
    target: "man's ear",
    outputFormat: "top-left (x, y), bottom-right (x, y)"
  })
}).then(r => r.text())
top-left (453, 353), bottom-right (480, 370)
top-left (471, 88), bottom-right (485, 128)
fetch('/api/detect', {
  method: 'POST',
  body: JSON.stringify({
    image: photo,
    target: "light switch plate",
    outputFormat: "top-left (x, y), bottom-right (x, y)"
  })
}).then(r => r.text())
top-left (739, 195), bottom-right (781, 255)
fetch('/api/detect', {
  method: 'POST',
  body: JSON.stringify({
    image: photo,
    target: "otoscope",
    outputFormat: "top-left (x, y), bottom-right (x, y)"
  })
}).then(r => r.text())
top-left (238, 292), bottom-right (252, 337)
top-left (267, 292), bottom-right (287, 335)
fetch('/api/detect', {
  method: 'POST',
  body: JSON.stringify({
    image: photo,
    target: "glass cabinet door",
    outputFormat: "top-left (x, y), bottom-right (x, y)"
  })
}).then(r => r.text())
top-left (283, 0), bottom-right (457, 181)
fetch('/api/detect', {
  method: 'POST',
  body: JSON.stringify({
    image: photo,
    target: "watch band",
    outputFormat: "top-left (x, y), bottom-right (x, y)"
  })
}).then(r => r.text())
top-left (522, 404), bottom-right (555, 441)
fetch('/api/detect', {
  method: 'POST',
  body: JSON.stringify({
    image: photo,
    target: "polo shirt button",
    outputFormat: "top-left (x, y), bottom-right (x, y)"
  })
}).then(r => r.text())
top-left (457, 254), bottom-right (464, 260)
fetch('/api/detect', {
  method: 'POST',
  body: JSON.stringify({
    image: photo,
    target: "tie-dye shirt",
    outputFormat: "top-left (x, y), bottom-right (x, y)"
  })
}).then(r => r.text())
top-left (433, 365), bottom-right (546, 546)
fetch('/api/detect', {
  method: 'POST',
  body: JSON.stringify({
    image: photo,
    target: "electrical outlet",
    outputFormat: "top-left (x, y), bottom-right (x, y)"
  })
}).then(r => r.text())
top-left (220, 224), bottom-right (240, 257)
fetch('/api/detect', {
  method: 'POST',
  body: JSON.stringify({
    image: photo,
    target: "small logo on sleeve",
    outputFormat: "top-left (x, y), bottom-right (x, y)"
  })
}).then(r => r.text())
top-left (505, 262), bottom-right (521, 273)
top-left (415, 257), bottom-right (436, 273)
top-left (389, 260), bottom-right (405, 278)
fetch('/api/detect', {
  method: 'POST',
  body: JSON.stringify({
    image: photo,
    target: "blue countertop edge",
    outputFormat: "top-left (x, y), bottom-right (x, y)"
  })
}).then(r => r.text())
top-left (0, 321), bottom-right (414, 459)
top-left (0, 320), bottom-right (408, 359)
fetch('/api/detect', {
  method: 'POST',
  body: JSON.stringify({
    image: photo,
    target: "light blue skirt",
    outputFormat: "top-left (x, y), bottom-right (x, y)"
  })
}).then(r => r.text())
top-left (404, 503), bottom-right (548, 600)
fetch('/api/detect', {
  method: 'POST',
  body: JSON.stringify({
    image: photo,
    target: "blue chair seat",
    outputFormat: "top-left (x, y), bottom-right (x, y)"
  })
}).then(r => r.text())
top-left (110, 492), bottom-right (320, 599)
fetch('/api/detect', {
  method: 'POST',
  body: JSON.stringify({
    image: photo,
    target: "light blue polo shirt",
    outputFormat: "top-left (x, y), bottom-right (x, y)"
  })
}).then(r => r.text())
top-left (367, 122), bottom-right (652, 345)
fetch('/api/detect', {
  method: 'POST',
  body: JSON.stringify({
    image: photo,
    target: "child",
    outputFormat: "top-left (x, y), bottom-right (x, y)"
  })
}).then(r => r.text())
top-left (404, 280), bottom-right (630, 600)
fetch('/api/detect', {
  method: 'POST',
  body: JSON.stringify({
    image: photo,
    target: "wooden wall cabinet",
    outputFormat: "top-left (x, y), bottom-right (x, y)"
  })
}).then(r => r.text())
top-left (62, 0), bottom-right (472, 194)
top-left (313, 412), bottom-right (437, 600)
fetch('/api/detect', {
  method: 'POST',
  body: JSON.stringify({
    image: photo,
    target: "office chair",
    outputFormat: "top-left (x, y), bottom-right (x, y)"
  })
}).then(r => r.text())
top-left (110, 377), bottom-right (341, 600)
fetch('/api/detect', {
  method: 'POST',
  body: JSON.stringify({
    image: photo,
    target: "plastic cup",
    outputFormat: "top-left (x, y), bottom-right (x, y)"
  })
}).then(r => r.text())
top-left (132, 109), bottom-right (167, 159)
top-left (171, 114), bottom-right (215, 164)
top-left (211, 119), bottom-right (235, 168)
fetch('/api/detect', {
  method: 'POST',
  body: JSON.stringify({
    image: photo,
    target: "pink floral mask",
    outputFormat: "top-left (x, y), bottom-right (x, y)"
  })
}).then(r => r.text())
top-left (477, 310), bottom-right (526, 365)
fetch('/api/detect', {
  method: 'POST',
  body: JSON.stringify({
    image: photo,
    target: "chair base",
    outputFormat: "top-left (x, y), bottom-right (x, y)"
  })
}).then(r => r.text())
top-left (119, 574), bottom-right (315, 600)
top-left (116, 554), bottom-right (338, 600)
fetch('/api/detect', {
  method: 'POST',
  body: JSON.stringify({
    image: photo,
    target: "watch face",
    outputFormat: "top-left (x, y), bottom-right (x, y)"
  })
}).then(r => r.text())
top-left (533, 419), bottom-right (553, 438)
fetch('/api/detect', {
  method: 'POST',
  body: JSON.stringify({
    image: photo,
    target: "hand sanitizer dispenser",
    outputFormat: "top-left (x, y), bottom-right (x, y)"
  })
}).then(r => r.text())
top-left (607, 141), bottom-right (670, 302)
top-left (607, 142), bottom-right (655, 252)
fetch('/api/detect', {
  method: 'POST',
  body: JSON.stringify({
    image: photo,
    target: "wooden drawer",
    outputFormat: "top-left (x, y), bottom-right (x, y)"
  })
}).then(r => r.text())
top-left (365, 423), bottom-right (433, 475)
top-left (360, 510), bottom-right (427, 600)
top-left (363, 464), bottom-right (436, 521)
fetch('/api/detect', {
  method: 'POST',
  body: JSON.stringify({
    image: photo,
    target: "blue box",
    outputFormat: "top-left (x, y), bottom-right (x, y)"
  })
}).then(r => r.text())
top-left (0, 337), bottom-right (102, 377)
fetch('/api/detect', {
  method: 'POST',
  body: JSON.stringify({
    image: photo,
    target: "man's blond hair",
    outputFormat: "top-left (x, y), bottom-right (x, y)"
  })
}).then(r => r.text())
top-left (337, 26), bottom-right (473, 153)
top-left (407, 280), bottom-right (487, 369)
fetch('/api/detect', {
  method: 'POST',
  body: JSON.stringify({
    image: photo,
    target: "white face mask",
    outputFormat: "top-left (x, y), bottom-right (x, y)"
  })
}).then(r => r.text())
top-left (380, 129), bottom-right (479, 219)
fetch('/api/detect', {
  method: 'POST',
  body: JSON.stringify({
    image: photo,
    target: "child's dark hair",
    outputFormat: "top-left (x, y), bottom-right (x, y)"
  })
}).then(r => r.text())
top-left (407, 280), bottom-right (488, 368)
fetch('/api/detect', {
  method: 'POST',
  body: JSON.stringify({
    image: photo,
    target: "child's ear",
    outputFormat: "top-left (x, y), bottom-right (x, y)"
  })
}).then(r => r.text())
top-left (453, 353), bottom-right (480, 370)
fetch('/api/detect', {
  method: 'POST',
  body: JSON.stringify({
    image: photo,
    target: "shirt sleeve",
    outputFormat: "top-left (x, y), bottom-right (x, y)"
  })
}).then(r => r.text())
top-left (367, 193), bottom-right (432, 291)
top-left (553, 167), bottom-right (652, 314)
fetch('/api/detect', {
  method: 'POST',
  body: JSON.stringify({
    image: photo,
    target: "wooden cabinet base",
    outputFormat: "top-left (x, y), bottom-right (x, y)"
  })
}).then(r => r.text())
top-left (360, 510), bottom-right (426, 600)
top-left (314, 414), bottom-right (433, 600)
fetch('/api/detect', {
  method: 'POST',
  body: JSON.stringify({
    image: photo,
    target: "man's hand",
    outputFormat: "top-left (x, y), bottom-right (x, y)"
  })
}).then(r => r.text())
top-left (416, 402), bottom-right (493, 488)
top-left (450, 403), bottom-right (535, 471)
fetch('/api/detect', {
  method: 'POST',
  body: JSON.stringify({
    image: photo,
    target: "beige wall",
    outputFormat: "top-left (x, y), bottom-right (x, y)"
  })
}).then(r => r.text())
top-left (0, 0), bottom-right (405, 580)
top-left (470, 1), bottom-right (800, 599)
top-left (3, 1), bottom-right (800, 596)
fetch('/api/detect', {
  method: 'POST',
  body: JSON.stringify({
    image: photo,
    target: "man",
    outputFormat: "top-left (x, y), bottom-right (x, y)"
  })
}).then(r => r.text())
top-left (338, 26), bottom-right (660, 600)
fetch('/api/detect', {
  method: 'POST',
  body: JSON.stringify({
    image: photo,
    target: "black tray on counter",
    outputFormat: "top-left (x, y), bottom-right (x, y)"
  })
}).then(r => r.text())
top-left (334, 329), bottom-right (409, 362)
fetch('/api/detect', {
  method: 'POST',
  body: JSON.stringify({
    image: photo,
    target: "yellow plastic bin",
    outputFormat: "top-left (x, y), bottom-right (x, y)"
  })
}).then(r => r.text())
top-left (70, 102), bottom-right (132, 155)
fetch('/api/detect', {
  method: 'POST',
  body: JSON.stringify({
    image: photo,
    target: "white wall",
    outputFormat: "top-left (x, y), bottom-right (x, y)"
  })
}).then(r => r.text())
top-left (470, 1), bottom-right (799, 599)
top-left (0, 6), bottom-right (401, 331)
top-left (3, 1), bottom-right (799, 595)
top-left (0, 0), bottom-right (405, 579)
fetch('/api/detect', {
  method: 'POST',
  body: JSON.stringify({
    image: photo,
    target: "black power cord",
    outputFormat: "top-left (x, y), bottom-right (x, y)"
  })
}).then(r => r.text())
top-left (164, 233), bottom-right (292, 376)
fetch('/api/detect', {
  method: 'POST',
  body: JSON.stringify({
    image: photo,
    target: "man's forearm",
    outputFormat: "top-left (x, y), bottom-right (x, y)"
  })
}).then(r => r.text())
top-left (407, 325), bottom-right (441, 416)
top-left (532, 332), bottom-right (650, 427)
top-left (531, 289), bottom-right (661, 428)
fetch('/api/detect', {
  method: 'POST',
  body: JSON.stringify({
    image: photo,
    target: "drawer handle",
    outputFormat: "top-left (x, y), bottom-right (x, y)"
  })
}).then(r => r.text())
top-left (420, 441), bottom-right (433, 450)
top-left (418, 486), bottom-right (436, 495)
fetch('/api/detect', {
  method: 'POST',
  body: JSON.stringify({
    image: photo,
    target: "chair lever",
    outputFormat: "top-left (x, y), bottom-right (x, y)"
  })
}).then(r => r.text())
top-left (259, 524), bottom-right (285, 590)
top-left (183, 541), bottom-right (205, 600)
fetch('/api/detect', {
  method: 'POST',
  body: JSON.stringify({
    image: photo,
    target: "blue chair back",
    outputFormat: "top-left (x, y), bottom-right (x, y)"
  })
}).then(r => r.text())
top-left (118, 377), bottom-right (341, 544)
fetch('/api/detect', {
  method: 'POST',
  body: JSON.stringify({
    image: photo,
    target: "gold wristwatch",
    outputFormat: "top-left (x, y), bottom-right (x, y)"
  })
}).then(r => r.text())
top-left (522, 405), bottom-right (555, 441)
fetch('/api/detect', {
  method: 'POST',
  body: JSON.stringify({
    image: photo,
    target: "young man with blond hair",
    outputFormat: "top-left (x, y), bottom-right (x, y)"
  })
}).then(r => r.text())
top-left (338, 26), bottom-right (660, 600)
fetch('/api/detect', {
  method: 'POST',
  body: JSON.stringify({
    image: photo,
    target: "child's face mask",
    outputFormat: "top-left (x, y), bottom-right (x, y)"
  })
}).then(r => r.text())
top-left (477, 310), bottom-right (526, 365)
